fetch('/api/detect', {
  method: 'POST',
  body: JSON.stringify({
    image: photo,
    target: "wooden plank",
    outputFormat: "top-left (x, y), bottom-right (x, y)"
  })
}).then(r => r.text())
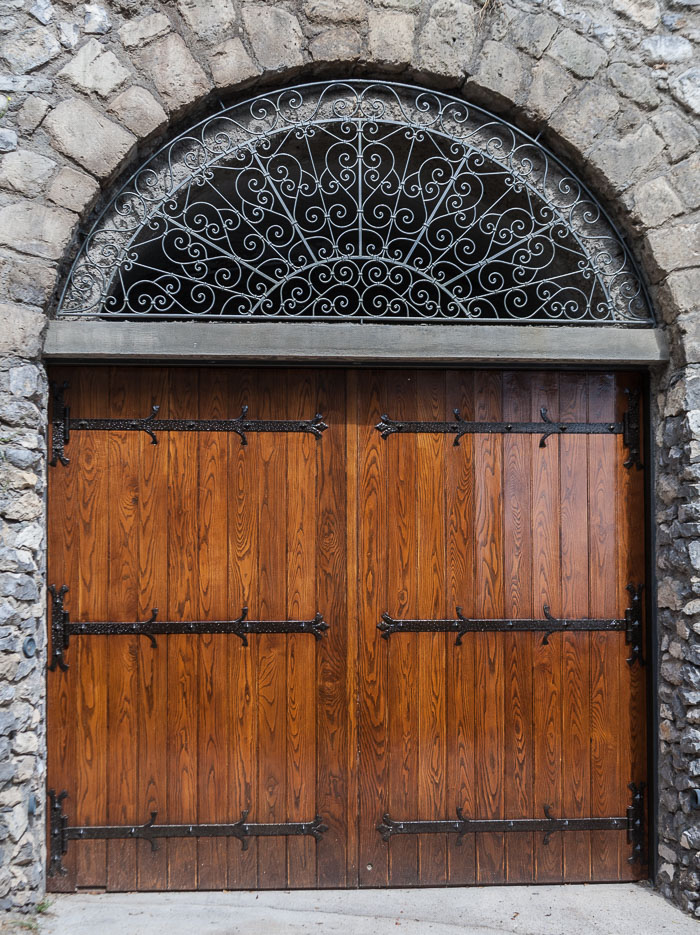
top-left (137, 367), bottom-right (169, 890)
top-left (227, 369), bottom-right (258, 889)
top-left (75, 368), bottom-right (109, 888)
top-left (256, 370), bottom-right (288, 889)
top-left (531, 373), bottom-right (563, 884)
top-left (386, 370), bottom-right (419, 887)
top-left (446, 370), bottom-right (476, 886)
top-left (560, 373), bottom-right (592, 883)
top-left (344, 370), bottom-right (360, 887)
top-left (106, 367), bottom-right (140, 891)
top-left (473, 372), bottom-right (505, 884)
top-left (416, 370), bottom-right (447, 886)
top-left (588, 373), bottom-right (620, 881)
top-left (316, 369), bottom-right (350, 887)
top-left (196, 370), bottom-right (229, 889)
top-left (286, 370), bottom-right (317, 887)
top-left (166, 368), bottom-right (199, 890)
top-left (358, 370), bottom-right (388, 886)
top-left (46, 365), bottom-right (79, 892)
top-left (502, 372), bottom-right (534, 884)
top-left (616, 372), bottom-right (647, 879)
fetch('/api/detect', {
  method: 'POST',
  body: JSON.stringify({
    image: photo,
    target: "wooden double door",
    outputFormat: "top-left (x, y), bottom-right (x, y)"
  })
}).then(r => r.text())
top-left (47, 366), bottom-right (648, 890)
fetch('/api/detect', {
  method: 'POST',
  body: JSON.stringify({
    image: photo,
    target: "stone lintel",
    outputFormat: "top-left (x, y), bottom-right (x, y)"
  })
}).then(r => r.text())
top-left (44, 321), bottom-right (669, 366)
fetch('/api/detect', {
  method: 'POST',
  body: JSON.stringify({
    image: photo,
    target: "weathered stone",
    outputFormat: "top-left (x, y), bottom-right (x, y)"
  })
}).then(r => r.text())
top-left (176, 0), bottom-right (235, 40)
top-left (137, 33), bottom-right (211, 113)
top-left (0, 303), bottom-right (44, 357)
top-left (84, 3), bottom-right (110, 34)
top-left (0, 201), bottom-right (75, 261)
top-left (118, 12), bottom-right (171, 49)
top-left (549, 83), bottom-right (619, 153)
top-left (16, 96), bottom-right (50, 132)
top-left (242, 5), bottom-right (305, 72)
top-left (641, 35), bottom-right (693, 63)
top-left (304, 0), bottom-right (366, 21)
top-left (549, 28), bottom-right (607, 78)
top-left (0, 73), bottom-right (51, 94)
top-left (652, 107), bottom-right (699, 163)
top-left (589, 123), bottom-right (665, 191)
top-left (466, 41), bottom-right (526, 108)
top-left (107, 85), bottom-right (167, 137)
top-left (670, 154), bottom-right (700, 210)
top-left (0, 249), bottom-right (57, 307)
top-left (526, 58), bottom-right (574, 121)
top-left (367, 10), bottom-right (415, 69)
top-left (629, 176), bottom-right (684, 228)
top-left (416, 0), bottom-right (476, 79)
top-left (310, 27), bottom-right (362, 62)
top-left (208, 37), bottom-right (261, 90)
top-left (45, 98), bottom-right (136, 178)
top-left (645, 222), bottom-right (700, 281)
top-left (57, 38), bottom-right (131, 98)
top-left (29, 0), bottom-right (53, 26)
top-left (0, 25), bottom-right (61, 74)
top-left (607, 63), bottom-right (659, 109)
top-left (0, 150), bottom-right (55, 196)
top-left (46, 165), bottom-right (100, 214)
top-left (375, 0), bottom-right (420, 8)
top-left (0, 575), bottom-right (38, 602)
top-left (658, 269), bottom-right (700, 323)
top-left (671, 67), bottom-right (700, 116)
top-left (0, 129), bottom-right (17, 153)
top-left (612, 0), bottom-right (661, 29)
top-left (508, 12), bottom-right (558, 58)
top-left (58, 21), bottom-right (80, 49)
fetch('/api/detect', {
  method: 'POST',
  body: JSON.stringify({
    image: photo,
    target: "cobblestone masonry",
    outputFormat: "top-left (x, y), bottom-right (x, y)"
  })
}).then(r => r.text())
top-left (0, 0), bottom-right (698, 916)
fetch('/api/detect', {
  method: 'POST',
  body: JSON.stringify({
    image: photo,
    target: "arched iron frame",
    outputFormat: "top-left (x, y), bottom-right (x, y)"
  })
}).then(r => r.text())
top-left (56, 80), bottom-right (655, 326)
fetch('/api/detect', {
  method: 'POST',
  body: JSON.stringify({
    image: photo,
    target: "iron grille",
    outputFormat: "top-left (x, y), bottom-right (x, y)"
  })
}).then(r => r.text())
top-left (57, 81), bottom-right (654, 325)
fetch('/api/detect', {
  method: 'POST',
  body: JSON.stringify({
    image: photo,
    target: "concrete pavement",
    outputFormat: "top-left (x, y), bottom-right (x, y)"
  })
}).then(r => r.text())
top-left (19, 884), bottom-right (699, 935)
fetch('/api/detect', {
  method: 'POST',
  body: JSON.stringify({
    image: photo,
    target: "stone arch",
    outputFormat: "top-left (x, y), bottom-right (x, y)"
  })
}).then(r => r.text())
top-left (0, 0), bottom-right (699, 917)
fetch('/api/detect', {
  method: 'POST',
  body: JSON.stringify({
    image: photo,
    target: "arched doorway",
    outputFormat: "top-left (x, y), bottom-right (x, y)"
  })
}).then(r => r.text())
top-left (46, 81), bottom-right (653, 891)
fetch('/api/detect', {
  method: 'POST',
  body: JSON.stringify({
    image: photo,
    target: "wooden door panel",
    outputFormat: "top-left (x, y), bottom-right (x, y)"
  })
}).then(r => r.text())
top-left (48, 366), bottom-right (647, 891)
top-left (355, 369), bottom-right (647, 887)
top-left (48, 367), bottom-right (350, 891)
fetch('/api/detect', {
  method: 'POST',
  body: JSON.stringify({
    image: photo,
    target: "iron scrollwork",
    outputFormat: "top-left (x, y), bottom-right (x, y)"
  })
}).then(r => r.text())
top-left (377, 784), bottom-right (645, 863)
top-left (48, 584), bottom-right (329, 671)
top-left (48, 790), bottom-right (328, 876)
top-left (56, 81), bottom-right (654, 326)
top-left (50, 382), bottom-right (328, 466)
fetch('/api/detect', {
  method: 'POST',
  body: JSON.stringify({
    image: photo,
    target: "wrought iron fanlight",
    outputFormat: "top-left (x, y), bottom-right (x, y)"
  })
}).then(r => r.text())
top-left (57, 80), bottom-right (654, 325)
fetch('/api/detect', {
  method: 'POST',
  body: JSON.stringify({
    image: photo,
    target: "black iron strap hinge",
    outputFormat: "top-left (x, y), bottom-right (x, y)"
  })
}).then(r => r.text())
top-left (377, 782), bottom-right (646, 864)
top-left (375, 388), bottom-right (642, 470)
top-left (48, 790), bottom-right (328, 877)
top-left (48, 584), bottom-right (328, 671)
top-left (378, 584), bottom-right (644, 665)
top-left (49, 382), bottom-right (328, 466)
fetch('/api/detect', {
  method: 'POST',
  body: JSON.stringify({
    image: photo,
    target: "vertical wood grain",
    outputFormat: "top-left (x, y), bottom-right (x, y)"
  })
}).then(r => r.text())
top-left (446, 371), bottom-right (476, 885)
top-left (473, 372), bottom-right (505, 883)
top-left (502, 372), bottom-right (534, 884)
top-left (386, 370), bottom-right (419, 886)
top-left (560, 373), bottom-right (592, 883)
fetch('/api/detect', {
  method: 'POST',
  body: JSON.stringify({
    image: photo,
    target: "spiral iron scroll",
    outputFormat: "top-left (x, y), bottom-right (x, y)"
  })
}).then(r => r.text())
top-left (57, 81), bottom-right (654, 326)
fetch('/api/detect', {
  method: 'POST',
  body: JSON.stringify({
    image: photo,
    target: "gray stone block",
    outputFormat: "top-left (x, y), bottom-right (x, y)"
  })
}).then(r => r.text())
top-left (242, 4), bottom-right (305, 72)
top-left (176, 0), bottom-right (236, 40)
top-left (304, 0), bottom-right (366, 22)
top-left (309, 27), bottom-right (363, 62)
top-left (0, 149), bottom-right (56, 197)
top-left (526, 57), bottom-right (574, 121)
top-left (107, 85), bottom-right (168, 138)
top-left (118, 12), bottom-right (171, 49)
top-left (208, 36), bottom-right (261, 90)
top-left (611, 0), bottom-right (661, 29)
top-left (465, 40), bottom-right (526, 108)
top-left (46, 165), bottom-right (100, 215)
top-left (671, 67), bottom-right (700, 116)
top-left (0, 201), bottom-right (75, 261)
top-left (0, 25), bottom-right (61, 74)
top-left (367, 10), bottom-right (415, 69)
top-left (57, 37), bottom-right (131, 98)
top-left (0, 304), bottom-right (45, 358)
top-left (137, 33), bottom-right (212, 113)
top-left (641, 35), bottom-right (693, 63)
top-left (415, 0), bottom-right (476, 79)
top-left (589, 122), bottom-right (665, 192)
top-left (549, 28), bottom-right (607, 78)
top-left (45, 98), bottom-right (136, 179)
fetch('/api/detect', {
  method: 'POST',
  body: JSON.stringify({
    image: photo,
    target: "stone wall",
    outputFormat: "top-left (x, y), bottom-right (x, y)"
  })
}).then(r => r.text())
top-left (0, 0), bottom-right (698, 915)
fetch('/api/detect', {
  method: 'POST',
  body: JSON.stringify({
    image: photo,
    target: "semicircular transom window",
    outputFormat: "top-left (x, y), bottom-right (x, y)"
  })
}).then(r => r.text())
top-left (58, 80), bottom-right (654, 325)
